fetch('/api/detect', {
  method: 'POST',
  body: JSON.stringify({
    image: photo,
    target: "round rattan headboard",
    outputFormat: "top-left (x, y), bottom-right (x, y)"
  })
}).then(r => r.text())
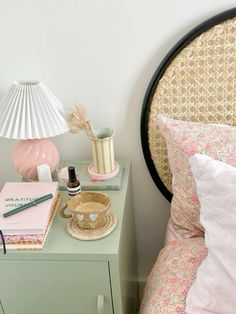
top-left (141, 8), bottom-right (236, 202)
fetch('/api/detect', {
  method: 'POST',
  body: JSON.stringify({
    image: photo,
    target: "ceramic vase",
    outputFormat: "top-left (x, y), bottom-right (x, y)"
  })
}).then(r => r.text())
top-left (89, 128), bottom-right (115, 174)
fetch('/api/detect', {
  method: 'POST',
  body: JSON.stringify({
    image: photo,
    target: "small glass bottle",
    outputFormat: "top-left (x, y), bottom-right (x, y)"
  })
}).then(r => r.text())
top-left (67, 166), bottom-right (81, 197)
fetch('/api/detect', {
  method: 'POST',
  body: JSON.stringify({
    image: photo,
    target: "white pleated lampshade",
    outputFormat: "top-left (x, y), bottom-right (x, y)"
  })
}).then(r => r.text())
top-left (0, 81), bottom-right (68, 139)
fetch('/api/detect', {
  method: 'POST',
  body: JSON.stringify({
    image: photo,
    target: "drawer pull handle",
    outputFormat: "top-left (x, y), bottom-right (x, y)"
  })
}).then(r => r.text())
top-left (97, 295), bottom-right (104, 314)
top-left (0, 300), bottom-right (5, 314)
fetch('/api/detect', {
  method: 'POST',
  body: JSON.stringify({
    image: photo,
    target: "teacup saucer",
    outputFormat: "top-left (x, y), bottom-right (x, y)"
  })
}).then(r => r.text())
top-left (67, 212), bottom-right (117, 241)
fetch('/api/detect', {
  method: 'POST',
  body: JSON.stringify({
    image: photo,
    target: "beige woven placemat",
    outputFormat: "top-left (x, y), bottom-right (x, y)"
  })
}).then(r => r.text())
top-left (67, 212), bottom-right (117, 240)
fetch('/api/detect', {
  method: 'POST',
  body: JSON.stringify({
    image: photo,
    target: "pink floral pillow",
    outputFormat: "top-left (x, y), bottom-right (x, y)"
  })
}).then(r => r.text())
top-left (157, 114), bottom-right (236, 238)
top-left (140, 238), bottom-right (207, 314)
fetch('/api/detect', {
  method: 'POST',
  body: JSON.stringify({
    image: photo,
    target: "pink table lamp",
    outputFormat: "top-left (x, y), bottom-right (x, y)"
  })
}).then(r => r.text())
top-left (0, 81), bottom-right (68, 180)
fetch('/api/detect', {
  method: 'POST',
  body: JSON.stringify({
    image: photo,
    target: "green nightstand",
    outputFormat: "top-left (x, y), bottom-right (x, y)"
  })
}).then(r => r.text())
top-left (0, 160), bottom-right (138, 314)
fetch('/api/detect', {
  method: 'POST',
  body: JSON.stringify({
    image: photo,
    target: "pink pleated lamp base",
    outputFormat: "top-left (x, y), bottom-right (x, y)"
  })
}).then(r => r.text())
top-left (12, 139), bottom-right (60, 181)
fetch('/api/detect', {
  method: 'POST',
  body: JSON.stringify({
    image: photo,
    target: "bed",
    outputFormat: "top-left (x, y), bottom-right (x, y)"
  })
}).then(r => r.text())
top-left (139, 8), bottom-right (236, 314)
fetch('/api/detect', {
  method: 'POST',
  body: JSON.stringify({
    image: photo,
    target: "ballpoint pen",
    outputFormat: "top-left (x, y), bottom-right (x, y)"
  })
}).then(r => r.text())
top-left (3, 193), bottom-right (53, 218)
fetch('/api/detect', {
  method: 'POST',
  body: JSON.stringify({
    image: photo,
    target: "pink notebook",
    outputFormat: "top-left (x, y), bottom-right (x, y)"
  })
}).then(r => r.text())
top-left (0, 182), bottom-right (58, 235)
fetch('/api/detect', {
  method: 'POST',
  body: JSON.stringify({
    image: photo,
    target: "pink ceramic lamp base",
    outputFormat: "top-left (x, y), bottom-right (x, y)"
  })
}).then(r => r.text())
top-left (12, 139), bottom-right (59, 181)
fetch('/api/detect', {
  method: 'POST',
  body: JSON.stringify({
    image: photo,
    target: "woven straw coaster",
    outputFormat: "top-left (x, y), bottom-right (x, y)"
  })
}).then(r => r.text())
top-left (67, 212), bottom-right (117, 241)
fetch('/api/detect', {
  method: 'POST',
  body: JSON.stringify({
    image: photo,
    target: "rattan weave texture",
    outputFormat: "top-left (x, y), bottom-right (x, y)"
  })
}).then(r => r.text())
top-left (148, 17), bottom-right (236, 194)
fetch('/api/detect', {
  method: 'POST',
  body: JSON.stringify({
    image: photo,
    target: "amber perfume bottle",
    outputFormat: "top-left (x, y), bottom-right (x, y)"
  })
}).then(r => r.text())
top-left (67, 166), bottom-right (81, 197)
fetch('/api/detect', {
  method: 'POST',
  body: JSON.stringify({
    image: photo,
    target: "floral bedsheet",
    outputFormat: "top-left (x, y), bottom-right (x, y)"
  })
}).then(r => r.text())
top-left (140, 238), bottom-right (207, 314)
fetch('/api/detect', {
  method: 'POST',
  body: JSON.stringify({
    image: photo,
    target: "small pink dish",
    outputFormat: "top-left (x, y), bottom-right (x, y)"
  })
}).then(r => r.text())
top-left (88, 161), bottom-right (119, 180)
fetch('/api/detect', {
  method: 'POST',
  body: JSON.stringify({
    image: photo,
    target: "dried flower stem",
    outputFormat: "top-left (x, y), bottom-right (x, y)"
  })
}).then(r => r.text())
top-left (67, 105), bottom-right (96, 138)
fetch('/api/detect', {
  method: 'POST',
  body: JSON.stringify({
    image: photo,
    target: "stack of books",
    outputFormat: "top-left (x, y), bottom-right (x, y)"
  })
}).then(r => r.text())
top-left (0, 182), bottom-right (60, 251)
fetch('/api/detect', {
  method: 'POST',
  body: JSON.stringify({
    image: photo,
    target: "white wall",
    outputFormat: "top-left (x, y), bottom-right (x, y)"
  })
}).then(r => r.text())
top-left (0, 0), bottom-right (235, 281)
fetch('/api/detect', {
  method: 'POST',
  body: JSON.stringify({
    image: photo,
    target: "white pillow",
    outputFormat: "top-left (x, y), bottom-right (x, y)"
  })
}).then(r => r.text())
top-left (186, 153), bottom-right (236, 314)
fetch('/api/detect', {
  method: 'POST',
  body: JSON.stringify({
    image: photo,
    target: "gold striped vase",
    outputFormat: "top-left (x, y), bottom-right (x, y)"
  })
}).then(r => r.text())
top-left (90, 128), bottom-right (115, 174)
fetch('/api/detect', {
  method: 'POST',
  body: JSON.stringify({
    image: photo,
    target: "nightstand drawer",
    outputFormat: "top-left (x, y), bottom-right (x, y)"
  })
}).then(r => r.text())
top-left (0, 260), bottom-right (113, 314)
